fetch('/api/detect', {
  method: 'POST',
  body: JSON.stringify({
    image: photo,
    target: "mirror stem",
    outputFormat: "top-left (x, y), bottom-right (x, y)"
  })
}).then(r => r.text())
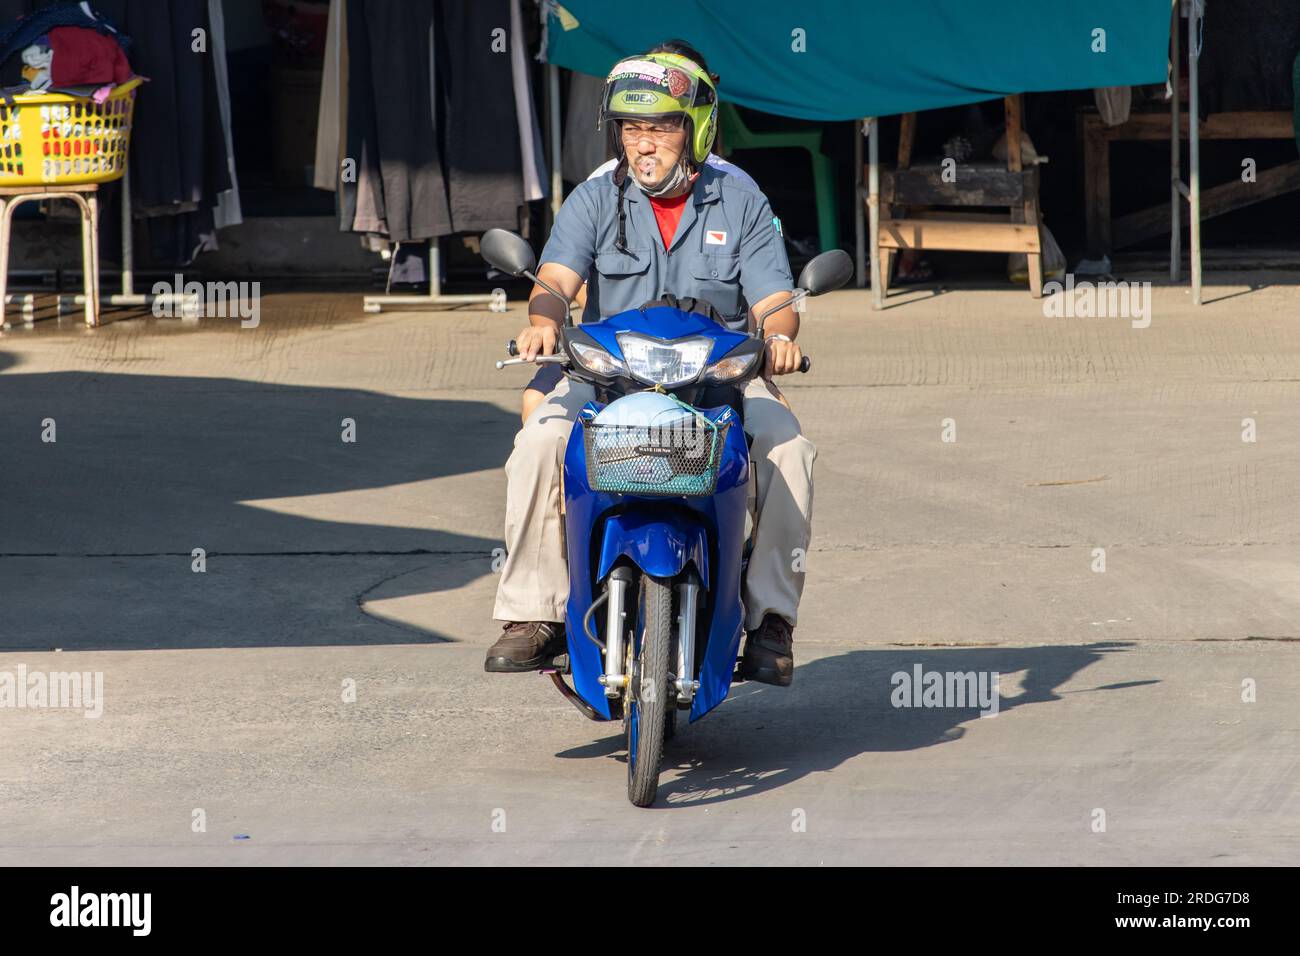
top-left (522, 270), bottom-right (573, 327)
top-left (755, 289), bottom-right (807, 339)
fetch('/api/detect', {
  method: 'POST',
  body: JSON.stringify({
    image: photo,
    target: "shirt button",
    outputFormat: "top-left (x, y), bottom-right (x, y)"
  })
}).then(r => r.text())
top-left (711, 270), bottom-right (718, 277)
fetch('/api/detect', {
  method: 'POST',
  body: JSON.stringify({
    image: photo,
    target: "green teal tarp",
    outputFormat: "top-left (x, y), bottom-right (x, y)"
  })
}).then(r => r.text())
top-left (545, 0), bottom-right (1173, 120)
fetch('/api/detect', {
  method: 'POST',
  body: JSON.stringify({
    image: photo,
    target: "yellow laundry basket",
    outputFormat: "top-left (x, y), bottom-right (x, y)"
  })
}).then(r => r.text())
top-left (0, 76), bottom-right (142, 187)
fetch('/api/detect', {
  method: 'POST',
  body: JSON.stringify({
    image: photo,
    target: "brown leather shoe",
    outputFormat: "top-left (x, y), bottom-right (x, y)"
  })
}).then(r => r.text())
top-left (484, 622), bottom-right (564, 673)
top-left (738, 615), bottom-right (794, 686)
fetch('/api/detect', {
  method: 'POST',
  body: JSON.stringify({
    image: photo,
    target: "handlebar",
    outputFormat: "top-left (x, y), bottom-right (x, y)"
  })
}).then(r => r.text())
top-left (502, 340), bottom-right (810, 374)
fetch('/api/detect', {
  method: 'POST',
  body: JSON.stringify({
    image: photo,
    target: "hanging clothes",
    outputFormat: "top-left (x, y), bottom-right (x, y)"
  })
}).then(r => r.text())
top-left (510, 0), bottom-right (547, 203)
top-left (335, 0), bottom-right (536, 242)
top-left (1094, 86), bottom-right (1132, 127)
top-left (96, 0), bottom-right (236, 264)
top-left (437, 0), bottom-right (524, 233)
top-left (342, 0), bottom-right (449, 241)
top-left (207, 0), bottom-right (241, 230)
top-left (562, 70), bottom-right (608, 183)
top-left (313, 0), bottom-right (346, 192)
top-left (1197, 0), bottom-right (1300, 115)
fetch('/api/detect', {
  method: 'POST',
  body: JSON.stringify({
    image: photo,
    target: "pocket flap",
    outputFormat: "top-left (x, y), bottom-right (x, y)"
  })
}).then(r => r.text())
top-left (690, 252), bottom-right (741, 282)
top-left (594, 248), bottom-right (651, 277)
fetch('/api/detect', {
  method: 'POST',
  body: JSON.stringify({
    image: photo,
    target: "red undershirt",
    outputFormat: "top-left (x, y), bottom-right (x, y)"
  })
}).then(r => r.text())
top-left (648, 192), bottom-right (690, 250)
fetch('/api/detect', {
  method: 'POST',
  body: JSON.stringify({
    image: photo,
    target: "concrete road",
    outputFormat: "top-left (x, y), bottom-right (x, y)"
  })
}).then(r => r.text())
top-left (1, 277), bottom-right (1297, 865)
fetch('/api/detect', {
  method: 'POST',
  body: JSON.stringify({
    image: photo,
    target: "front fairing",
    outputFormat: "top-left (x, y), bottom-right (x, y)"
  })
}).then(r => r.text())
top-left (562, 305), bottom-right (761, 402)
top-left (562, 398), bottom-right (750, 723)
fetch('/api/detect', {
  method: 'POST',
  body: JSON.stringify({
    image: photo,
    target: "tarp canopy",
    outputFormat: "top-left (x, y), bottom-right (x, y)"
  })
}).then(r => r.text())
top-left (545, 0), bottom-right (1174, 120)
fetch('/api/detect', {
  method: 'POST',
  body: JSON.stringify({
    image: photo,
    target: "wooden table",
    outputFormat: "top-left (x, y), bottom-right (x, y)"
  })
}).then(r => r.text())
top-left (1080, 108), bottom-right (1299, 254)
top-left (870, 95), bottom-right (1045, 299)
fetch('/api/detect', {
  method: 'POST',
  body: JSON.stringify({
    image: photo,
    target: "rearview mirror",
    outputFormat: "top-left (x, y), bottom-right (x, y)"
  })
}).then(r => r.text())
top-left (797, 249), bottom-right (854, 296)
top-left (481, 228), bottom-right (537, 278)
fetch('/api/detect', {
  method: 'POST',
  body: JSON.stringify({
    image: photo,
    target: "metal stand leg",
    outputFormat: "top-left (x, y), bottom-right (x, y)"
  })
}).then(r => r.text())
top-left (0, 196), bottom-right (9, 328)
top-left (361, 240), bottom-right (494, 314)
top-left (1169, 2), bottom-right (1181, 280)
top-left (867, 118), bottom-right (882, 311)
top-left (1188, 0), bottom-right (1202, 305)
top-left (854, 121), bottom-right (865, 287)
top-left (78, 192), bottom-right (96, 326)
top-left (58, 167), bottom-right (198, 316)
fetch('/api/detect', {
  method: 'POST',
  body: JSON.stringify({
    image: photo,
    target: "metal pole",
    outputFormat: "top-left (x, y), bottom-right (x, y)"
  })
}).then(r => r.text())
top-left (1188, 0), bottom-right (1202, 304)
top-left (121, 165), bottom-right (134, 296)
top-left (854, 119), bottom-right (865, 287)
top-left (868, 118), bottom-right (881, 310)
top-left (548, 64), bottom-right (563, 223)
top-left (1169, 3), bottom-right (1181, 280)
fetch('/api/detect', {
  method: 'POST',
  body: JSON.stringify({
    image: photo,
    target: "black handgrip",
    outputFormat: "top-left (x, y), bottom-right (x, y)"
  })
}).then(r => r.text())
top-left (798, 356), bottom-right (812, 374)
top-left (507, 340), bottom-right (519, 357)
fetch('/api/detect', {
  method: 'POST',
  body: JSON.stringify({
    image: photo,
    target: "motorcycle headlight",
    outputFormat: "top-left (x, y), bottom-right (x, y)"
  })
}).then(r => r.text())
top-left (704, 350), bottom-right (759, 384)
top-left (570, 341), bottom-right (626, 377)
top-left (615, 333), bottom-right (713, 388)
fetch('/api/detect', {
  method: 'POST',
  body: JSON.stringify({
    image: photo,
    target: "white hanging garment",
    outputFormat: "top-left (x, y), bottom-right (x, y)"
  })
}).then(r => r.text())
top-left (208, 0), bottom-right (243, 227)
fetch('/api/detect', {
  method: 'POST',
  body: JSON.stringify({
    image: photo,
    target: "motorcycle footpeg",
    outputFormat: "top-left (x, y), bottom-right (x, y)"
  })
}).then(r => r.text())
top-left (539, 652), bottom-right (570, 675)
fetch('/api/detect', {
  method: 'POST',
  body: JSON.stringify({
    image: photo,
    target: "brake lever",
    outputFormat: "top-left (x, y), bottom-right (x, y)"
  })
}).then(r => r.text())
top-left (495, 355), bottom-right (568, 370)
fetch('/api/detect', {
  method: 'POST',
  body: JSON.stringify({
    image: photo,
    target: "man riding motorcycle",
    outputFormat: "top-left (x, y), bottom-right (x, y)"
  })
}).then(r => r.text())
top-left (486, 49), bottom-right (815, 686)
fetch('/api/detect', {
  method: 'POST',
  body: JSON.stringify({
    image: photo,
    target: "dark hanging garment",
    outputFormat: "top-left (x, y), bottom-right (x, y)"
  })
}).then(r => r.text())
top-left (97, 0), bottom-right (233, 263)
top-left (339, 0), bottom-right (385, 235)
top-left (1197, 1), bottom-right (1300, 115)
top-left (338, 0), bottom-right (526, 240)
top-left (435, 0), bottom-right (523, 233)
top-left (342, 0), bottom-right (450, 242)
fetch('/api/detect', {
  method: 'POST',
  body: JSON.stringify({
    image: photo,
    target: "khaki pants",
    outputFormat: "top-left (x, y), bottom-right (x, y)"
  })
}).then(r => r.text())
top-left (493, 377), bottom-right (815, 632)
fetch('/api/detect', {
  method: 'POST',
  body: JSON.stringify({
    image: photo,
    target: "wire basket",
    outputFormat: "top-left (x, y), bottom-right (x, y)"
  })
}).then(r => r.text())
top-left (584, 419), bottom-right (729, 497)
top-left (0, 77), bottom-right (142, 187)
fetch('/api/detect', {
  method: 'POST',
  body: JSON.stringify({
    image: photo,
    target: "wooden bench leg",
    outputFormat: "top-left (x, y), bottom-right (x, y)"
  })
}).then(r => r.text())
top-left (74, 194), bottom-right (95, 327)
top-left (87, 191), bottom-right (101, 326)
top-left (1024, 192), bottom-right (1043, 299)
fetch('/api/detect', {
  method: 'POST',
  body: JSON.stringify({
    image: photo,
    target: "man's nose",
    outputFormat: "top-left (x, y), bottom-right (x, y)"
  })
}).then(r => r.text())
top-left (634, 137), bottom-right (656, 154)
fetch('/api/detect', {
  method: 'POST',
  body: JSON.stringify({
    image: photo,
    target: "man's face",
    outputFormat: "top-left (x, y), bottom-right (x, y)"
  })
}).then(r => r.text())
top-left (620, 118), bottom-right (688, 188)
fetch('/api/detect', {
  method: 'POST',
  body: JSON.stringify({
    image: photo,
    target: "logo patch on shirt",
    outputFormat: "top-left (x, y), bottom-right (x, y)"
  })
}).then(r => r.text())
top-left (705, 230), bottom-right (727, 245)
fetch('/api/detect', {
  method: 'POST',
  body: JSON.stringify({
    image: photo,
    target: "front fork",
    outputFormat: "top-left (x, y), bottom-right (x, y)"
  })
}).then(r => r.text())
top-left (596, 565), bottom-right (702, 707)
top-left (598, 566), bottom-right (635, 698)
top-left (674, 570), bottom-right (701, 706)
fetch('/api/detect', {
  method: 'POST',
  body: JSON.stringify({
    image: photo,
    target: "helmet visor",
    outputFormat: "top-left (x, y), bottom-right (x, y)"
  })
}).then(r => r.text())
top-left (601, 57), bottom-right (713, 124)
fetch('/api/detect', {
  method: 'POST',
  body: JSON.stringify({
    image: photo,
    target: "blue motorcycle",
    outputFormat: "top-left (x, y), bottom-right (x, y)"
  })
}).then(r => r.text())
top-left (482, 229), bottom-right (851, 807)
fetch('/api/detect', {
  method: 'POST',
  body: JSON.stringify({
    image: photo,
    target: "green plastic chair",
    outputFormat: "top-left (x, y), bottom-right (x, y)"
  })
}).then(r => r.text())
top-left (717, 101), bottom-right (839, 254)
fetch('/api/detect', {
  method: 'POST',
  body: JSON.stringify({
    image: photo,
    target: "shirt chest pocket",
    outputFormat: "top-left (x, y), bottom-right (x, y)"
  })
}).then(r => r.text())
top-left (689, 251), bottom-right (743, 321)
top-left (592, 247), bottom-right (652, 317)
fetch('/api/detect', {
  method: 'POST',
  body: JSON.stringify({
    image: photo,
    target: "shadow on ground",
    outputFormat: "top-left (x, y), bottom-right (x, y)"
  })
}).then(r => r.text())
top-left (0, 367), bottom-right (515, 649)
top-left (557, 642), bottom-right (1139, 806)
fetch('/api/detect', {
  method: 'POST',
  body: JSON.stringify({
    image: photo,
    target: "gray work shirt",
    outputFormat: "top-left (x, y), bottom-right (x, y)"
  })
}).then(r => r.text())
top-left (538, 163), bottom-right (793, 331)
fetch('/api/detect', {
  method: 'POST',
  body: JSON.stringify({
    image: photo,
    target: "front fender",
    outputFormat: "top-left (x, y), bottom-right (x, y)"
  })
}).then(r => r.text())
top-left (596, 511), bottom-right (709, 587)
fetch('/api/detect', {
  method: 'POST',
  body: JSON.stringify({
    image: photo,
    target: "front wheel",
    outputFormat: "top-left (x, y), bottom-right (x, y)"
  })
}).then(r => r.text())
top-left (626, 574), bottom-right (672, 807)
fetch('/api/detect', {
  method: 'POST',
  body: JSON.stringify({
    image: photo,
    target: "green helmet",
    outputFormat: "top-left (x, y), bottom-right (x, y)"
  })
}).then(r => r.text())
top-left (601, 52), bottom-right (718, 167)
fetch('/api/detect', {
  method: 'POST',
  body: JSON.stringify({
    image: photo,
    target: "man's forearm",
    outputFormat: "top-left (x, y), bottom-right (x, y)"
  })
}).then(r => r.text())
top-left (762, 307), bottom-right (800, 341)
top-left (527, 286), bottom-right (566, 331)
